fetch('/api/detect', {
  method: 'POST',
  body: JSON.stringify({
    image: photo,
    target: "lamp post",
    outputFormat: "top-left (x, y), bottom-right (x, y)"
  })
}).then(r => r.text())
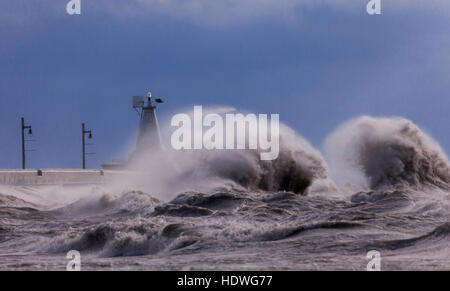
top-left (81, 123), bottom-right (93, 169)
top-left (21, 117), bottom-right (33, 169)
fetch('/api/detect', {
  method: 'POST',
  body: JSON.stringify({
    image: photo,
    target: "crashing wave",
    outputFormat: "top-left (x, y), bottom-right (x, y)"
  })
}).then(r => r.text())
top-left (325, 116), bottom-right (450, 190)
top-left (130, 124), bottom-right (328, 196)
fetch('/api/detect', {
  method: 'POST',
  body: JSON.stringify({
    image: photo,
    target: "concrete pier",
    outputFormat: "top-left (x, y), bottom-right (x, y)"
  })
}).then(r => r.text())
top-left (0, 169), bottom-right (112, 186)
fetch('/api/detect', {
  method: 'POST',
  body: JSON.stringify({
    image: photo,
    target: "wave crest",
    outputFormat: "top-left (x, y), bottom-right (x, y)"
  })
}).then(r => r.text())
top-left (325, 116), bottom-right (450, 190)
top-left (129, 123), bottom-right (328, 196)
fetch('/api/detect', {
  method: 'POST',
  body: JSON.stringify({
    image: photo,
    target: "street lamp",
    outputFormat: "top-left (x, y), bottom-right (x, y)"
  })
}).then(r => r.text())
top-left (21, 117), bottom-right (33, 169)
top-left (81, 123), bottom-right (93, 169)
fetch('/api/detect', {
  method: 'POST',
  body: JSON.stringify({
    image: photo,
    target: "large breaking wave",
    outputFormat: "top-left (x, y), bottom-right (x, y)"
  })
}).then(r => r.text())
top-left (127, 122), bottom-right (328, 197)
top-left (325, 116), bottom-right (450, 190)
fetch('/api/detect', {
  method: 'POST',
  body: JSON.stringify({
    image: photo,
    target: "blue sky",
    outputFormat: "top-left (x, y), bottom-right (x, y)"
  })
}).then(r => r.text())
top-left (0, 0), bottom-right (449, 169)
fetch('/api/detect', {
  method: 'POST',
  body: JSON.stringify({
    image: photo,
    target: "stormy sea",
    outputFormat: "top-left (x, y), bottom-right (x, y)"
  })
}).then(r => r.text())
top-left (0, 116), bottom-right (449, 270)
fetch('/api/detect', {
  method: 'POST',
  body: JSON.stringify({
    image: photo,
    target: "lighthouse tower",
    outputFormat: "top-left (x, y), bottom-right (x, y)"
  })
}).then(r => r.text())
top-left (101, 91), bottom-right (163, 170)
top-left (133, 92), bottom-right (163, 153)
top-left (130, 91), bottom-right (164, 161)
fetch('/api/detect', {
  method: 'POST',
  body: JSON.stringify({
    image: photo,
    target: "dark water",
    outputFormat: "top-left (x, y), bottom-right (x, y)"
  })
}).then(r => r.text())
top-left (0, 184), bottom-right (448, 271)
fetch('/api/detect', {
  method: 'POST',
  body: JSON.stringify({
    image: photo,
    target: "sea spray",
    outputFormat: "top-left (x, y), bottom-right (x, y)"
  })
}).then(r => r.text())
top-left (325, 116), bottom-right (450, 190)
top-left (126, 125), bottom-right (327, 196)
